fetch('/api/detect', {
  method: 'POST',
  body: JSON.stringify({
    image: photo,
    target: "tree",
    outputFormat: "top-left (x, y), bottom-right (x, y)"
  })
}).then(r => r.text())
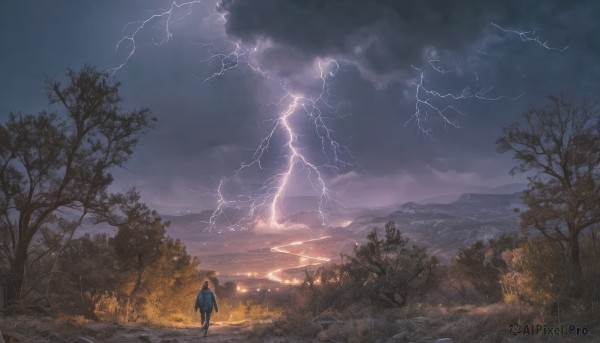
top-left (52, 191), bottom-right (203, 322)
top-left (55, 233), bottom-right (123, 319)
top-left (111, 190), bottom-right (167, 299)
top-left (343, 221), bottom-right (437, 307)
top-left (301, 263), bottom-right (360, 313)
top-left (142, 237), bottom-right (202, 323)
top-left (109, 193), bottom-right (202, 322)
top-left (500, 238), bottom-right (572, 316)
top-left (496, 94), bottom-right (600, 286)
top-left (0, 65), bottom-right (154, 309)
top-left (451, 234), bottom-right (521, 303)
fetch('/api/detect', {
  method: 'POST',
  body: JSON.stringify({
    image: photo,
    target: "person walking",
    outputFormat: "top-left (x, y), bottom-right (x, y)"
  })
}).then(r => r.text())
top-left (194, 280), bottom-right (219, 337)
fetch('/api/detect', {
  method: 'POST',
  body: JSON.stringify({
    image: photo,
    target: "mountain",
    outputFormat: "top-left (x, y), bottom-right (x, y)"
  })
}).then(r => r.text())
top-left (155, 191), bottom-right (524, 263)
top-left (417, 183), bottom-right (527, 204)
top-left (341, 192), bottom-right (524, 259)
top-left (488, 183), bottom-right (528, 194)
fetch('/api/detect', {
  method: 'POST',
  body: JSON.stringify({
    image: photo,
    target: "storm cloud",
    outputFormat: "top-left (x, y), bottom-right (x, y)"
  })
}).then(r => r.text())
top-left (1, 0), bottom-right (600, 214)
top-left (217, 0), bottom-right (587, 83)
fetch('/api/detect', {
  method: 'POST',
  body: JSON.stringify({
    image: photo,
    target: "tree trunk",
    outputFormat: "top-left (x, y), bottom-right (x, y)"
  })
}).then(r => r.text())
top-left (6, 244), bottom-right (28, 311)
top-left (570, 235), bottom-right (582, 277)
top-left (569, 233), bottom-right (583, 296)
top-left (5, 218), bottom-right (38, 312)
top-left (130, 270), bottom-right (143, 298)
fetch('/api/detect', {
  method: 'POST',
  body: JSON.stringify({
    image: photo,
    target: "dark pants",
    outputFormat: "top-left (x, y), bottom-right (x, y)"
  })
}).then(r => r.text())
top-left (200, 310), bottom-right (212, 330)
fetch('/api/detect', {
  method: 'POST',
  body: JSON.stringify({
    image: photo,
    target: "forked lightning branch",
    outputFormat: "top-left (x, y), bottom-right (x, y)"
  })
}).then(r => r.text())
top-left (112, 1), bottom-right (566, 231)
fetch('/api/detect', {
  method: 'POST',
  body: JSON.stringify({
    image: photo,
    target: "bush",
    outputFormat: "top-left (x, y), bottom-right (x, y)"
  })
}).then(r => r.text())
top-left (221, 298), bottom-right (282, 322)
top-left (299, 263), bottom-right (362, 314)
top-left (342, 221), bottom-right (439, 308)
top-left (500, 239), bottom-right (571, 314)
top-left (316, 318), bottom-right (399, 343)
top-left (449, 234), bottom-right (521, 304)
top-left (49, 211), bottom-right (208, 324)
top-left (272, 308), bottom-right (321, 337)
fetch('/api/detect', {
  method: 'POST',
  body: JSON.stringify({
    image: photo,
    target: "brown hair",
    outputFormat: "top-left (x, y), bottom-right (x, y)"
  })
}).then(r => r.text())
top-left (202, 280), bottom-right (210, 290)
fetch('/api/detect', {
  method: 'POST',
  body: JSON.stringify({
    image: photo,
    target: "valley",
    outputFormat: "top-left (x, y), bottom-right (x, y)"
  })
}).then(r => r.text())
top-left (162, 191), bottom-right (524, 288)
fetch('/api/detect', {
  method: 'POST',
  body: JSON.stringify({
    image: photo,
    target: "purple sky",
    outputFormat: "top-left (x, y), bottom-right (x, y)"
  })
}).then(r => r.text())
top-left (1, 0), bottom-right (599, 214)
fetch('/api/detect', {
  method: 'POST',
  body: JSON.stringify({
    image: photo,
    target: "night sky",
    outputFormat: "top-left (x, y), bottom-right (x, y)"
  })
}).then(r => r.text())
top-left (1, 1), bottom-right (599, 215)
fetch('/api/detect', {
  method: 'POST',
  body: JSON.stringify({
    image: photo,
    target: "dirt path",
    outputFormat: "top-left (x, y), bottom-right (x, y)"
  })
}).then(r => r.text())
top-left (114, 321), bottom-right (258, 342)
top-left (0, 317), bottom-right (299, 343)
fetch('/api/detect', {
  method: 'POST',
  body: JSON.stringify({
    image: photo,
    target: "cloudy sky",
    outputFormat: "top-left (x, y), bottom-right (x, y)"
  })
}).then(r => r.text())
top-left (1, 0), bottom-right (599, 215)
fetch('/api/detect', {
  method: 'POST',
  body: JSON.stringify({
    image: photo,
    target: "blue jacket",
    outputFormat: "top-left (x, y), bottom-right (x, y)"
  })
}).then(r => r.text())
top-left (195, 289), bottom-right (218, 313)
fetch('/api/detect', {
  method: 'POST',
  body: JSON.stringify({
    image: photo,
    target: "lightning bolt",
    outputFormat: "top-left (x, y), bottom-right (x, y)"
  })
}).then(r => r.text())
top-left (407, 48), bottom-right (523, 138)
top-left (112, 3), bottom-right (564, 230)
top-left (109, 0), bottom-right (203, 75)
top-left (200, 43), bottom-right (259, 81)
top-left (206, 57), bottom-right (348, 231)
top-left (406, 19), bottom-right (567, 138)
top-left (491, 22), bottom-right (569, 51)
top-left (109, 1), bottom-right (348, 231)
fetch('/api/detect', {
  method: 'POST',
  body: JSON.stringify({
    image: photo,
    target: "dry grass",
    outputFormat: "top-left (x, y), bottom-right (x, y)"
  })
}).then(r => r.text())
top-left (261, 302), bottom-right (600, 342)
top-left (316, 318), bottom-right (399, 343)
top-left (4, 302), bottom-right (596, 342)
top-left (220, 298), bottom-right (283, 322)
top-left (271, 308), bottom-right (321, 338)
top-left (380, 302), bottom-right (600, 342)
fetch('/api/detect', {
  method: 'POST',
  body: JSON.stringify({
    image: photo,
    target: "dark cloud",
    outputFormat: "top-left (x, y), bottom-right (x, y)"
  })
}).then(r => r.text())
top-left (217, 0), bottom-right (589, 83)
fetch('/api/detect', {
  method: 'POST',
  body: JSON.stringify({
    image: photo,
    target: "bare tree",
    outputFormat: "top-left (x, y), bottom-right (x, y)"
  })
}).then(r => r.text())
top-left (496, 94), bottom-right (600, 286)
top-left (0, 65), bottom-right (154, 310)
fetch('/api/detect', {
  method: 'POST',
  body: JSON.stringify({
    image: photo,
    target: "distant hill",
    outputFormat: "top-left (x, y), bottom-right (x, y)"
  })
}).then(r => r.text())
top-left (339, 192), bottom-right (524, 259)
top-left (488, 183), bottom-right (527, 194)
top-left (162, 207), bottom-right (247, 235)
top-left (143, 191), bottom-right (527, 284)
top-left (418, 183), bottom-right (527, 204)
top-left (156, 191), bottom-right (525, 261)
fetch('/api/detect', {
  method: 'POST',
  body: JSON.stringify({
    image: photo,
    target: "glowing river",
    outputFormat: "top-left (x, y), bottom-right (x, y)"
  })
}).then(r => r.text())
top-left (266, 236), bottom-right (332, 284)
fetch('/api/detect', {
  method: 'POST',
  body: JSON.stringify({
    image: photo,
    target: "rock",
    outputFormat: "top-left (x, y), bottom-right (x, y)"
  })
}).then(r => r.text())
top-left (75, 338), bottom-right (95, 343)
top-left (159, 339), bottom-right (181, 343)
top-left (14, 323), bottom-right (32, 335)
top-left (315, 320), bottom-right (344, 330)
top-left (158, 330), bottom-right (179, 337)
top-left (128, 327), bottom-right (145, 333)
top-left (384, 332), bottom-right (408, 342)
top-left (1, 332), bottom-right (16, 343)
top-left (81, 325), bottom-right (114, 340)
top-left (0, 330), bottom-right (5, 343)
top-left (39, 330), bottom-right (59, 339)
top-left (80, 327), bottom-right (98, 337)
top-left (138, 334), bottom-right (152, 343)
top-left (435, 339), bottom-right (453, 343)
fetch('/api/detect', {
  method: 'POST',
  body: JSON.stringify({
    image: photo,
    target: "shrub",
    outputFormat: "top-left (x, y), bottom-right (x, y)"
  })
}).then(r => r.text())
top-left (343, 221), bottom-right (438, 308)
top-left (500, 239), bottom-right (570, 313)
top-left (450, 234), bottom-right (521, 304)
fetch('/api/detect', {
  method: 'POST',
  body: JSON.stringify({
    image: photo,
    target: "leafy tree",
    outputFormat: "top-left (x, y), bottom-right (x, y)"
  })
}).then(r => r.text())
top-left (111, 190), bottom-right (168, 298)
top-left (451, 234), bottom-right (521, 303)
top-left (142, 237), bottom-right (202, 323)
top-left (301, 263), bottom-right (359, 313)
top-left (500, 239), bottom-right (571, 312)
top-left (343, 221), bottom-right (438, 307)
top-left (55, 233), bottom-right (123, 318)
top-left (0, 65), bottom-right (154, 309)
top-left (54, 192), bottom-right (204, 322)
top-left (497, 95), bottom-right (600, 287)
